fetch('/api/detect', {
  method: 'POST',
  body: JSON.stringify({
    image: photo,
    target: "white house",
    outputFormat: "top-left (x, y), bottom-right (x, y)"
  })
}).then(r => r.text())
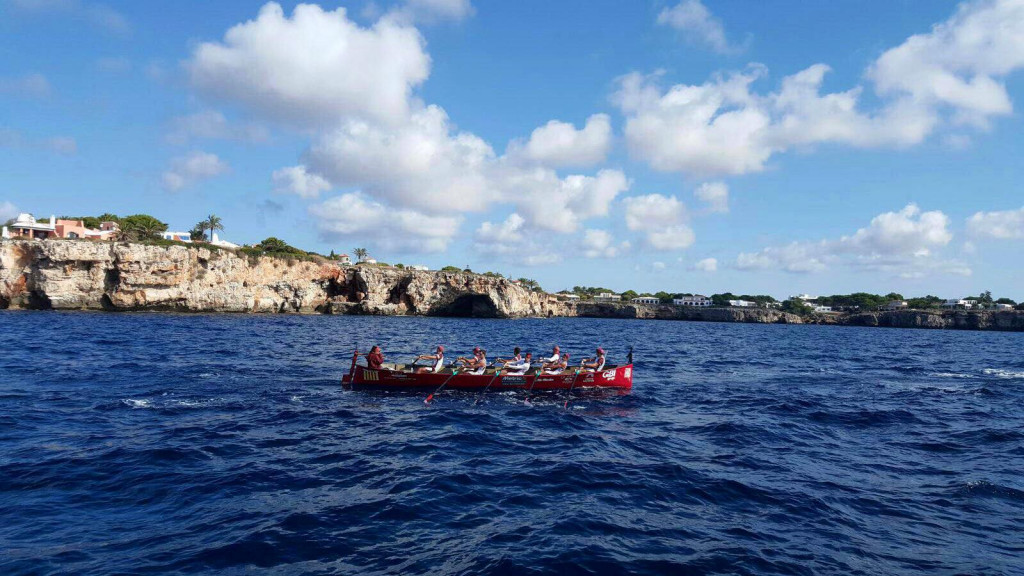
top-left (632, 296), bottom-right (660, 305)
top-left (791, 293), bottom-right (817, 302)
top-left (883, 301), bottom-right (908, 311)
top-left (162, 231), bottom-right (193, 243)
top-left (409, 264), bottom-right (429, 271)
top-left (811, 304), bottom-right (833, 313)
top-left (558, 293), bottom-right (581, 301)
top-left (729, 299), bottom-right (756, 308)
top-left (336, 254), bottom-right (352, 265)
top-left (674, 295), bottom-right (711, 307)
top-left (994, 303), bottom-right (1014, 310)
top-left (210, 233), bottom-right (240, 249)
top-left (594, 292), bottom-right (621, 302)
top-left (942, 299), bottom-right (979, 309)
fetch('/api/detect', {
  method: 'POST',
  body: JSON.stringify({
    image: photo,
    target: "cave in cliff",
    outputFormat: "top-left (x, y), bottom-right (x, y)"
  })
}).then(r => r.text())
top-left (434, 294), bottom-right (500, 318)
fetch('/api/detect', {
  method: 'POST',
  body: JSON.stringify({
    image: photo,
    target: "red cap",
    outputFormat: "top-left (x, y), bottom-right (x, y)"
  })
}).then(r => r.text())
top-left (473, 346), bottom-right (481, 352)
top-left (437, 345), bottom-right (445, 352)
top-left (596, 348), bottom-right (604, 355)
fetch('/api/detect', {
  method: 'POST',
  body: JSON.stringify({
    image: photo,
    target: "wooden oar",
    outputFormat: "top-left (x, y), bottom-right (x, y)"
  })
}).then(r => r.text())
top-left (563, 364), bottom-right (584, 410)
top-left (474, 364), bottom-right (504, 405)
top-left (424, 363), bottom-right (459, 404)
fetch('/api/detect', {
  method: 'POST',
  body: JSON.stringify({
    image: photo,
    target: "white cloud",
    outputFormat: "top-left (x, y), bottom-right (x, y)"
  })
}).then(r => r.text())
top-left (657, 0), bottom-right (736, 54)
top-left (868, 0), bottom-right (1024, 128)
top-left (694, 257), bottom-right (717, 272)
top-left (312, 192), bottom-right (461, 252)
top-left (388, 0), bottom-right (474, 24)
top-left (694, 181), bottom-right (728, 213)
top-left (0, 200), bottom-right (18, 223)
top-left (166, 110), bottom-right (269, 145)
top-left (967, 207), bottom-right (1024, 239)
top-left (187, 3), bottom-right (430, 127)
top-left (620, 1), bottom-right (1024, 178)
top-left (509, 114), bottom-right (612, 168)
top-left (46, 136), bottom-right (77, 155)
top-left (510, 168), bottom-right (630, 233)
top-left (308, 105), bottom-right (496, 214)
top-left (0, 73), bottom-right (51, 98)
top-left (474, 213), bottom-right (526, 254)
top-left (7, 0), bottom-right (131, 34)
top-left (581, 229), bottom-right (621, 258)
top-left (161, 151), bottom-right (230, 192)
top-left (735, 204), bottom-right (965, 277)
top-left (623, 193), bottom-right (695, 250)
top-left (271, 165), bottom-right (332, 198)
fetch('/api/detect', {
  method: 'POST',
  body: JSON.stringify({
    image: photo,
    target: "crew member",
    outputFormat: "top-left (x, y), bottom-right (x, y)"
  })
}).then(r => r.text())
top-left (363, 345), bottom-right (385, 370)
top-left (582, 348), bottom-right (606, 372)
top-left (415, 345), bottom-right (445, 374)
top-left (505, 352), bottom-right (532, 375)
top-left (497, 347), bottom-right (522, 367)
top-left (543, 352), bottom-right (569, 375)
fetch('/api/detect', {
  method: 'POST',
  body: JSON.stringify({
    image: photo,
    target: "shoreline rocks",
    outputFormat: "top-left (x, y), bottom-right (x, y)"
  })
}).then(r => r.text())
top-left (3, 239), bottom-right (1022, 331)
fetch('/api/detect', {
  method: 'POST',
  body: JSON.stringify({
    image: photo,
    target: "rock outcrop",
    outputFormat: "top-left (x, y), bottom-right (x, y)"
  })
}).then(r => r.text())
top-left (835, 309), bottom-right (1024, 331)
top-left (574, 302), bottom-right (804, 324)
top-left (0, 240), bottom-right (565, 317)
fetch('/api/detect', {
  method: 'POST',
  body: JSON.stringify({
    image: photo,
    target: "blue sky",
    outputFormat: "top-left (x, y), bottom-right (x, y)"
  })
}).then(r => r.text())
top-left (2, 0), bottom-right (1023, 299)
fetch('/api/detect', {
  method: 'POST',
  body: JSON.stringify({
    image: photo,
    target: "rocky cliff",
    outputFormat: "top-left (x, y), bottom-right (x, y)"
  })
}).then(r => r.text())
top-left (832, 309), bottom-right (1024, 331)
top-left (574, 302), bottom-right (804, 324)
top-left (0, 239), bottom-right (566, 317)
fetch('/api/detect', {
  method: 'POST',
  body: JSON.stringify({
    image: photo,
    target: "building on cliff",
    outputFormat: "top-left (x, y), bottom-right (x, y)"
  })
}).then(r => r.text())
top-left (674, 295), bottom-right (711, 307)
top-left (594, 292), bottom-right (621, 303)
top-left (632, 296), bottom-right (660, 304)
top-left (4, 214), bottom-right (117, 241)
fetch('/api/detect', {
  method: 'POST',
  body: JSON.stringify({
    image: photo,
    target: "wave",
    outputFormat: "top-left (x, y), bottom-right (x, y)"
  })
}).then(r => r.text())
top-left (982, 368), bottom-right (1024, 379)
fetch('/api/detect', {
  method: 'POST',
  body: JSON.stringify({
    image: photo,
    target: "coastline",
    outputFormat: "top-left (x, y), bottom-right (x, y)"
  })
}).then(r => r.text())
top-left (2, 239), bottom-right (1023, 332)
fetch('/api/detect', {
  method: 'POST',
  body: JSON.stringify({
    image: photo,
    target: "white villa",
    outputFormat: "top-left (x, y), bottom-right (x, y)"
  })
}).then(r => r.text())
top-left (162, 231), bottom-right (193, 243)
top-left (593, 292), bottom-right (621, 303)
top-left (558, 293), bottom-right (581, 301)
top-left (336, 254), bottom-right (352, 265)
top-left (409, 265), bottom-right (429, 271)
top-left (791, 294), bottom-right (817, 302)
top-left (632, 296), bottom-right (660, 305)
top-left (674, 295), bottom-right (711, 307)
top-left (994, 303), bottom-right (1014, 310)
top-left (884, 300), bottom-right (908, 311)
top-left (942, 299), bottom-right (978, 309)
top-left (729, 299), bottom-right (756, 308)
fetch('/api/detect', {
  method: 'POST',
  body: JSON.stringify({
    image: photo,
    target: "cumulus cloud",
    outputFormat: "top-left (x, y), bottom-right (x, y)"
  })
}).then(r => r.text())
top-left (187, 3), bottom-right (431, 127)
top-left (967, 207), bottom-right (1024, 239)
top-left (623, 193), bottom-right (696, 250)
top-left (0, 127), bottom-right (76, 154)
top-left (581, 229), bottom-right (622, 258)
top-left (694, 181), bottom-right (729, 213)
top-left (0, 73), bottom-right (51, 98)
top-left (868, 0), bottom-right (1024, 128)
top-left (656, 0), bottom-right (736, 54)
top-left (0, 200), bottom-right (18, 223)
top-left (271, 165), bottom-right (332, 198)
top-left (694, 257), bottom-right (717, 272)
top-left (312, 192), bottom-right (461, 252)
top-left (509, 168), bottom-right (630, 233)
top-left (161, 151), bottom-right (230, 192)
top-left (6, 0), bottom-right (131, 34)
top-left (735, 204), bottom-right (966, 277)
top-left (620, 1), bottom-right (1024, 178)
top-left (167, 110), bottom-right (269, 145)
top-left (509, 114), bottom-right (612, 168)
top-left (388, 0), bottom-right (474, 24)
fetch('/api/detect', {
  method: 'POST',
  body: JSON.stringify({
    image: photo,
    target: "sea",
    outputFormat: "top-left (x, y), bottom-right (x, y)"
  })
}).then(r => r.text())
top-left (1, 312), bottom-right (1022, 575)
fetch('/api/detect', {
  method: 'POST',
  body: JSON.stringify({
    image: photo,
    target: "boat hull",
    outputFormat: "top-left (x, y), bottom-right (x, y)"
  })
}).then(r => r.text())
top-left (342, 364), bottom-right (633, 392)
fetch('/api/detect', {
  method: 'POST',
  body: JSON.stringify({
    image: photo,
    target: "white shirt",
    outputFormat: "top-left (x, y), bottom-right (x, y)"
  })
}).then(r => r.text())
top-left (506, 359), bottom-right (530, 375)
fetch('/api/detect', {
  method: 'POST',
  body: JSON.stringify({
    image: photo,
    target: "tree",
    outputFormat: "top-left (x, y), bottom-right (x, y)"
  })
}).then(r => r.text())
top-left (885, 292), bottom-right (904, 301)
top-left (517, 278), bottom-right (543, 292)
top-left (440, 266), bottom-right (462, 272)
top-left (995, 297), bottom-right (1017, 306)
top-left (190, 222), bottom-right (208, 242)
top-left (977, 290), bottom-right (994, 304)
top-left (204, 214), bottom-right (224, 242)
top-left (257, 237), bottom-right (302, 254)
top-left (353, 248), bottom-right (368, 262)
top-left (118, 214), bottom-right (168, 241)
top-left (621, 290), bottom-right (639, 301)
top-left (782, 299), bottom-right (813, 315)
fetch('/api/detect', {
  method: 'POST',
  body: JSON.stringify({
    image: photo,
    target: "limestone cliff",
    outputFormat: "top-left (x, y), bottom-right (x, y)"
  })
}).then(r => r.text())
top-left (0, 239), bottom-right (566, 317)
top-left (573, 302), bottom-right (804, 324)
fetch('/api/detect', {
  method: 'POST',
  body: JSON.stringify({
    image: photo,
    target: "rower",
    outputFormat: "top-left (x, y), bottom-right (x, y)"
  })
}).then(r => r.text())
top-left (414, 345), bottom-right (445, 374)
top-left (543, 353), bottom-right (569, 375)
top-left (458, 348), bottom-right (487, 375)
top-left (363, 345), bottom-right (385, 370)
top-left (496, 347), bottom-right (522, 367)
top-left (539, 345), bottom-right (560, 367)
top-left (582, 347), bottom-right (606, 372)
top-left (505, 352), bottom-right (531, 375)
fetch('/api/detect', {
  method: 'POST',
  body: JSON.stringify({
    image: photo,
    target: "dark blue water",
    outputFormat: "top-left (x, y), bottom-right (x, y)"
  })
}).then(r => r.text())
top-left (1, 313), bottom-right (1022, 575)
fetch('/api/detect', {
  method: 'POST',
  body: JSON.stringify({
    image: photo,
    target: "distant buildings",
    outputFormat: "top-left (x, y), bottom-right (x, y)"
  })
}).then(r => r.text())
top-left (674, 295), bottom-right (711, 307)
top-left (883, 300), bottom-right (908, 311)
top-left (163, 231), bottom-right (193, 243)
top-left (729, 299), bottom-right (756, 308)
top-left (336, 254), bottom-right (352, 265)
top-left (557, 293), bottom-right (581, 301)
top-left (632, 296), bottom-right (660, 305)
top-left (994, 303), bottom-right (1014, 310)
top-left (593, 292), bottom-right (621, 303)
top-left (409, 265), bottom-right (429, 271)
top-left (942, 299), bottom-right (977, 309)
top-left (3, 214), bottom-right (118, 241)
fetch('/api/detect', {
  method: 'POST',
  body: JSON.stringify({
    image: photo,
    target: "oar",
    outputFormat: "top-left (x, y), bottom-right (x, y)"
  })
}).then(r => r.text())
top-left (563, 364), bottom-right (584, 410)
top-left (474, 364), bottom-right (504, 405)
top-left (424, 363), bottom-right (459, 405)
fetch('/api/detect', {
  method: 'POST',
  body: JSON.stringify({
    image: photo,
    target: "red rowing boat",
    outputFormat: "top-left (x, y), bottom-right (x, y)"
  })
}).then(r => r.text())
top-left (341, 353), bottom-right (633, 392)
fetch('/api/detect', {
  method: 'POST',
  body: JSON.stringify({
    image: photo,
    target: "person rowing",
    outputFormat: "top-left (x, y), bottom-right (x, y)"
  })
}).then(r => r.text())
top-left (539, 345), bottom-right (560, 366)
top-left (362, 345), bottom-right (385, 370)
top-left (414, 345), bottom-right (445, 374)
top-left (543, 352), bottom-right (569, 375)
top-left (457, 347), bottom-right (488, 376)
top-left (504, 352), bottom-right (532, 375)
top-left (582, 347), bottom-right (606, 372)
top-left (495, 347), bottom-right (522, 367)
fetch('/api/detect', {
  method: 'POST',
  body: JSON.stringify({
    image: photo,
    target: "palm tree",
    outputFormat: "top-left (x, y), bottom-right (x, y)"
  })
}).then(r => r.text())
top-left (205, 214), bottom-right (224, 242)
top-left (353, 247), bottom-right (368, 262)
